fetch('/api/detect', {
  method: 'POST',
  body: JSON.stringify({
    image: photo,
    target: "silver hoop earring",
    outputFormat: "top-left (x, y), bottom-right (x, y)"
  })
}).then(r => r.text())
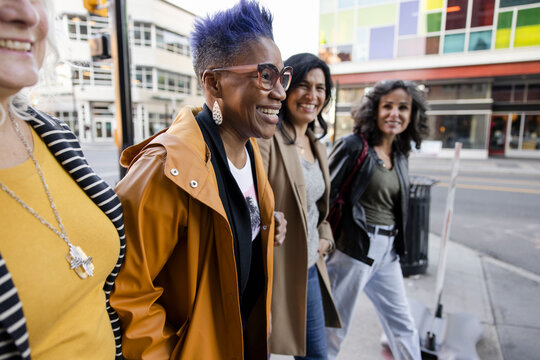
top-left (212, 101), bottom-right (223, 125)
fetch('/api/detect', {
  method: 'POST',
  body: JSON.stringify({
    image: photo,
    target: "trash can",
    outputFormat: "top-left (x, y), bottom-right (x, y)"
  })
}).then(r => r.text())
top-left (400, 176), bottom-right (438, 277)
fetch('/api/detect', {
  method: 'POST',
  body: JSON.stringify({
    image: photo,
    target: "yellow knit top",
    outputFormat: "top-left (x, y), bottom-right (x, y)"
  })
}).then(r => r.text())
top-left (0, 129), bottom-right (119, 359)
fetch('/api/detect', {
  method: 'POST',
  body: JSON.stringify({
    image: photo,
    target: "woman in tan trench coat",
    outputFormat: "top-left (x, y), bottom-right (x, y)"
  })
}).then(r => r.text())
top-left (258, 53), bottom-right (341, 359)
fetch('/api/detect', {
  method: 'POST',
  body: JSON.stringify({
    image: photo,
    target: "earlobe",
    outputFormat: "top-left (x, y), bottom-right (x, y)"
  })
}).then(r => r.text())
top-left (202, 70), bottom-right (221, 98)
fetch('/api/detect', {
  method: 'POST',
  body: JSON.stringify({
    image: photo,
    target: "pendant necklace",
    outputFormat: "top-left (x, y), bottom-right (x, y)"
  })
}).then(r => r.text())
top-left (0, 112), bottom-right (94, 279)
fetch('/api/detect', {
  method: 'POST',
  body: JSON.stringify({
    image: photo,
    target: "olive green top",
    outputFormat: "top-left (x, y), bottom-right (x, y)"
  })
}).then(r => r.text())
top-left (360, 162), bottom-right (400, 226)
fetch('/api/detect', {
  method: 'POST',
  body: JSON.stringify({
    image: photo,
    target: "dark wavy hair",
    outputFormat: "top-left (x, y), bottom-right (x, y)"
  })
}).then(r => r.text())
top-left (190, 0), bottom-right (274, 81)
top-left (277, 53), bottom-right (332, 143)
top-left (352, 79), bottom-right (429, 156)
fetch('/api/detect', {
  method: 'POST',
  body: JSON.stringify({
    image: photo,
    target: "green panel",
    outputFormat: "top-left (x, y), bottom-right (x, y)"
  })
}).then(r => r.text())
top-left (515, 8), bottom-right (540, 47)
top-left (443, 33), bottom-right (465, 53)
top-left (427, 12), bottom-right (442, 32)
top-left (338, 10), bottom-right (354, 43)
top-left (497, 11), bottom-right (513, 29)
top-left (426, 0), bottom-right (444, 10)
top-left (356, 4), bottom-right (398, 27)
top-left (495, 29), bottom-right (511, 48)
top-left (515, 25), bottom-right (540, 47)
top-left (516, 7), bottom-right (540, 27)
top-left (500, 0), bottom-right (540, 7)
top-left (320, 13), bottom-right (335, 44)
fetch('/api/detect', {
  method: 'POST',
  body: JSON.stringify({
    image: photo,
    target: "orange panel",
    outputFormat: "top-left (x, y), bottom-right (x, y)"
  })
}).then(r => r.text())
top-left (332, 61), bottom-right (540, 85)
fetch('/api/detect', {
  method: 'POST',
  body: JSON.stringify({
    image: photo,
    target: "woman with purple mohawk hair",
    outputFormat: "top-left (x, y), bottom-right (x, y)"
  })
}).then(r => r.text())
top-left (110, 1), bottom-right (289, 359)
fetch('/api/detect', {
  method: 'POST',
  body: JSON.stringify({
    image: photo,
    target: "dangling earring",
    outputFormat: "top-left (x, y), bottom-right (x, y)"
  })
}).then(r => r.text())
top-left (212, 100), bottom-right (223, 125)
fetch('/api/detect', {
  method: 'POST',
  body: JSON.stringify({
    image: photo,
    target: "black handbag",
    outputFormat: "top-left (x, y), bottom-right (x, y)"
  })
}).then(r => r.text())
top-left (327, 134), bottom-right (368, 236)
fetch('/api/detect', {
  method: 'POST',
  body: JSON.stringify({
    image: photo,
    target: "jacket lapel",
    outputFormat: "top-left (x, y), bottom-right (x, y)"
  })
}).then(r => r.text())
top-left (274, 130), bottom-right (308, 228)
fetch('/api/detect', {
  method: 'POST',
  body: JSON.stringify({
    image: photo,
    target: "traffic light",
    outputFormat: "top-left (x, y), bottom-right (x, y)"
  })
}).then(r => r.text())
top-left (83, 0), bottom-right (108, 17)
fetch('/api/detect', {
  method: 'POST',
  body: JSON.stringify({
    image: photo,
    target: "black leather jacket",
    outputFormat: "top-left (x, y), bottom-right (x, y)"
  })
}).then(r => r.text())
top-left (328, 133), bottom-right (409, 265)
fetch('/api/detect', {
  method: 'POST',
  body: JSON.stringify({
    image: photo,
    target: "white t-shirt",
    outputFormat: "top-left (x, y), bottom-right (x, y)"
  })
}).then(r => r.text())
top-left (227, 148), bottom-right (261, 241)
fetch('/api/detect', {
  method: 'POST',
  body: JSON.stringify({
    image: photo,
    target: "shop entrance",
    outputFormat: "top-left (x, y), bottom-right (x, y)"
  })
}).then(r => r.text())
top-left (488, 115), bottom-right (507, 155)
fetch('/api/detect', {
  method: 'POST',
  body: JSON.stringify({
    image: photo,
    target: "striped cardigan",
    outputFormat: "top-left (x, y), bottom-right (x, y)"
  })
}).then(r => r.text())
top-left (0, 108), bottom-right (126, 359)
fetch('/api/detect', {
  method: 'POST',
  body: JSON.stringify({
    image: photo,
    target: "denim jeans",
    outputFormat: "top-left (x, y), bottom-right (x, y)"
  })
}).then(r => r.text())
top-left (295, 265), bottom-right (327, 360)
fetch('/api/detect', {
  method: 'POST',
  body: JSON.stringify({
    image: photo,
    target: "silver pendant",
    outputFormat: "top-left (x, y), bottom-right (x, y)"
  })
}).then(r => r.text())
top-left (66, 245), bottom-right (94, 279)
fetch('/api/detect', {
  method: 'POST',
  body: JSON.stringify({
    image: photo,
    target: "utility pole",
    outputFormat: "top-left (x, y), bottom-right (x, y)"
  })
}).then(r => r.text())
top-left (110, 0), bottom-right (134, 179)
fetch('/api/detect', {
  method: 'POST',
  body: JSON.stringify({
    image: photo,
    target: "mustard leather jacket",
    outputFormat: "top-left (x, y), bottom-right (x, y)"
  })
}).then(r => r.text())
top-left (111, 107), bottom-right (275, 359)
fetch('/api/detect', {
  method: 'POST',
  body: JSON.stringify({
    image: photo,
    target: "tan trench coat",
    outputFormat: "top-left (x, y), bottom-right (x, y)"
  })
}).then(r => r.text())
top-left (111, 107), bottom-right (275, 360)
top-left (257, 130), bottom-right (341, 356)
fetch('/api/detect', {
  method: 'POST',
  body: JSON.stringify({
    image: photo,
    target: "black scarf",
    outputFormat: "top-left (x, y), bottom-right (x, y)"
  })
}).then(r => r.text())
top-left (195, 104), bottom-right (259, 298)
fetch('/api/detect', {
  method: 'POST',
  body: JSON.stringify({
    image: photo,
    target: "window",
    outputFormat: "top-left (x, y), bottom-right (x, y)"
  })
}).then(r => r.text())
top-left (54, 111), bottom-right (79, 136)
top-left (527, 84), bottom-right (540, 101)
top-left (426, 36), bottom-right (440, 54)
top-left (492, 85), bottom-right (512, 102)
top-left (471, 0), bottom-right (495, 27)
top-left (427, 83), bottom-right (488, 100)
top-left (522, 115), bottom-right (540, 150)
top-left (509, 114), bottom-right (521, 149)
top-left (71, 61), bottom-right (112, 86)
top-left (443, 33), bottom-right (465, 53)
top-left (495, 11), bottom-right (513, 49)
top-left (445, 0), bottom-right (468, 30)
top-left (148, 113), bottom-right (168, 135)
top-left (156, 27), bottom-right (190, 56)
top-left (337, 88), bottom-right (365, 104)
top-left (514, 7), bottom-right (540, 47)
top-left (135, 66), bottom-right (153, 89)
top-left (133, 22), bottom-right (152, 47)
top-left (67, 15), bottom-right (88, 41)
top-left (428, 114), bottom-right (489, 149)
top-left (469, 30), bottom-right (492, 51)
top-left (156, 70), bottom-right (191, 94)
top-left (427, 12), bottom-right (442, 33)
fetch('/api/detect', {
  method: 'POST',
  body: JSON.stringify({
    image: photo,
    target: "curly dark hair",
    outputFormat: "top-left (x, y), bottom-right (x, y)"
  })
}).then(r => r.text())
top-left (352, 79), bottom-right (429, 156)
top-left (277, 53), bottom-right (332, 143)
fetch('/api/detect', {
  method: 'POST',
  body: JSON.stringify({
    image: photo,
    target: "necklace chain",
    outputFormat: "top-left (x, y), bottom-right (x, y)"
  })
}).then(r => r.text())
top-left (0, 111), bottom-right (94, 278)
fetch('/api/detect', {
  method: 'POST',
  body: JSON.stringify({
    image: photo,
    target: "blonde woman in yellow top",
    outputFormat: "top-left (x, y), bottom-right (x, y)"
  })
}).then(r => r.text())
top-left (0, 0), bottom-right (125, 358)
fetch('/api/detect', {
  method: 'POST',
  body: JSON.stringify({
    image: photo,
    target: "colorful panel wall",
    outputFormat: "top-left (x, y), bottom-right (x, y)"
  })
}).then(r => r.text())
top-left (319, 0), bottom-right (540, 62)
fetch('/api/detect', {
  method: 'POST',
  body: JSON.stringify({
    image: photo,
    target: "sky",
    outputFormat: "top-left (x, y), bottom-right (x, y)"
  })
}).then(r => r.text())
top-left (166, 0), bottom-right (320, 60)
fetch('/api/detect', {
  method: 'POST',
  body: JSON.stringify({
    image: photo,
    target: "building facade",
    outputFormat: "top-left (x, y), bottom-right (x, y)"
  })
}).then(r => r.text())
top-left (320, 0), bottom-right (540, 158)
top-left (34, 0), bottom-right (204, 144)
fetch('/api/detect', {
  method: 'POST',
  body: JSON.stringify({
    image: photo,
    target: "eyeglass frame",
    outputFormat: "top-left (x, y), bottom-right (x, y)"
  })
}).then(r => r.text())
top-left (211, 63), bottom-right (293, 91)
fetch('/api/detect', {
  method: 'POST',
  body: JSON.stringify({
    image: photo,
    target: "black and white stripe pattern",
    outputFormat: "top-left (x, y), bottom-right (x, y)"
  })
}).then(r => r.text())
top-left (0, 108), bottom-right (125, 359)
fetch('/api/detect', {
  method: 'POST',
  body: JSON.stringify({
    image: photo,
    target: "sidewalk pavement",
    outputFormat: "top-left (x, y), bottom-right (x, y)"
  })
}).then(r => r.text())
top-left (272, 231), bottom-right (540, 360)
top-left (409, 155), bottom-right (540, 176)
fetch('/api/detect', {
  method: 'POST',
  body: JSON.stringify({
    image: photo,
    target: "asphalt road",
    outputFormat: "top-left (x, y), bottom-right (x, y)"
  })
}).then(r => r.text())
top-left (83, 143), bottom-right (540, 276)
top-left (412, 170), bottom-right (540, 276)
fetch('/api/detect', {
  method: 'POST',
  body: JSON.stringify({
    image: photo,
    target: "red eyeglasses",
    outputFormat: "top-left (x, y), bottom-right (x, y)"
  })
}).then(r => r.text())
top-left (212, 63), bottom-right (293, 91)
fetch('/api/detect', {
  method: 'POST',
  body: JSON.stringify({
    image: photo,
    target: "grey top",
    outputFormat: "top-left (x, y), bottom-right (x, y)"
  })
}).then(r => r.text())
top-left (360, 162), bottom-right (400, 226)
top-left (301, 157), bottom-right (325, 268)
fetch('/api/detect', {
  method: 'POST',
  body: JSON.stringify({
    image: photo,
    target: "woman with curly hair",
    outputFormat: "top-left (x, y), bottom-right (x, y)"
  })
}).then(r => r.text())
top-left (325, 79), bottom-right (429, 360)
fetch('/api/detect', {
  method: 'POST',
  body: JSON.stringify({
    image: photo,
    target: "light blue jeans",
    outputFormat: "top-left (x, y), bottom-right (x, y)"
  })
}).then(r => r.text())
top-left (325, 225), bottom-right (421, 360)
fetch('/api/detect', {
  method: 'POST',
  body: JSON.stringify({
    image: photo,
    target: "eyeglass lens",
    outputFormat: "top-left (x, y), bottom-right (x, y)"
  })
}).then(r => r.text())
top-left (260, 67), bottom-right (292, 91)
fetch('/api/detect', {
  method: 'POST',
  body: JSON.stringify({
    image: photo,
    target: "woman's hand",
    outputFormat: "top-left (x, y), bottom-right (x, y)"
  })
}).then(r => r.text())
top-left (273, 211), bottom-right (287, 247)
top-left (318, 238), bottom-right (331, 255)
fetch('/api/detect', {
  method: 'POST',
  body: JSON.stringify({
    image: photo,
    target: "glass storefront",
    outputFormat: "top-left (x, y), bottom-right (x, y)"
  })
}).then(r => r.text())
top-left (427, 114), bottom-right (489, 149)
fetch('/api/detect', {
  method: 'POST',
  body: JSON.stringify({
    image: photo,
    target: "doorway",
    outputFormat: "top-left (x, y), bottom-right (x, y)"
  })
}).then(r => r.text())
top-left (488, 115), bottom-right (507, 155)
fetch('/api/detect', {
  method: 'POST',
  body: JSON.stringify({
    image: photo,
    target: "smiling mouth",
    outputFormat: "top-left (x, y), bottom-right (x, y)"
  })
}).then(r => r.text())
top-left (257, 107), bottom-right (280, 116)
top-left (0, 39), bottom-right (32, 52)
top-left (299, 104), bottom-right (316, 111)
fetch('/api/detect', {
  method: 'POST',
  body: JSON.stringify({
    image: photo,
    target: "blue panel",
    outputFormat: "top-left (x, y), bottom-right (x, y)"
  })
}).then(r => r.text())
top-left (469, 30), bottom-right (492, 51)
top-left (358, 0), bottom-right (396, 5)
top-left (399, 1), bottom-right (419, 36)
top-left (339, 0), bottom-right (355, 8)
top-left (369, 26), bottom-right (395, 59)
top-left (443, 33), bottom-right (465, 53)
